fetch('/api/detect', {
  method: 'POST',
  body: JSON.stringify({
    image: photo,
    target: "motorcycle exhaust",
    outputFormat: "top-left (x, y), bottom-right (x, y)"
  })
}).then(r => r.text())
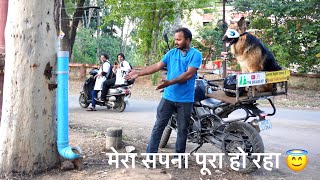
top-left (107, 96), bottom-right (116, 102)
top-left (204, 136), bottom-right (222, 148)
top-left (106, 102), bottom-right (115, 108)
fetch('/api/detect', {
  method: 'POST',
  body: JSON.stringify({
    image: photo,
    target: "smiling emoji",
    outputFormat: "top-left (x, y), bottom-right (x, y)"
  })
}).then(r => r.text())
top-left (286, 149), bottom-right (308, 171)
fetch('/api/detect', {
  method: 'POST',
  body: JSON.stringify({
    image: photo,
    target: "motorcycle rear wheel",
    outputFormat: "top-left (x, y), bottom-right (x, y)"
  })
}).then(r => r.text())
top-left (79, 94), bottom-right (89, 108)
top-left (114, 98), bottom-right (126, 112)
top-left (222, 122), bottom-right (264, 173)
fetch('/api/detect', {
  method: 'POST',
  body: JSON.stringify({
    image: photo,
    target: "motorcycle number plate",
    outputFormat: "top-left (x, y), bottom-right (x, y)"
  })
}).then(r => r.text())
top-left (258, 119), bottom-right (272, 131)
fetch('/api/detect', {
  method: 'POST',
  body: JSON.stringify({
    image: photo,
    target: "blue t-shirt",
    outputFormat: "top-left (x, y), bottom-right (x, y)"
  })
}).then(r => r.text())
top-left (162, 47), bottom-right (202, 102)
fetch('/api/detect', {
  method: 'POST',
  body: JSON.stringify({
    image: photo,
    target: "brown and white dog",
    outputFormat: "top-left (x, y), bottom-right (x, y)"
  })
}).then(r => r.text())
top-left (222, 17), bottom-right (282, 94)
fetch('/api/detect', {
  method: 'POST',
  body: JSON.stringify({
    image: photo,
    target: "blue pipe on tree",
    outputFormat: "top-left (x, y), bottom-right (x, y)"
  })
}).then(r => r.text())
top-left (56, 51), bottom-right (81, 160)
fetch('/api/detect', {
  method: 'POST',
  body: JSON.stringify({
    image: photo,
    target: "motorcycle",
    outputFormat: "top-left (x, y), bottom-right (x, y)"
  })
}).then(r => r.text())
top-left (78, 68), bottom-right (132, 112)
top-left (159, 73), bottom-right (285, 173)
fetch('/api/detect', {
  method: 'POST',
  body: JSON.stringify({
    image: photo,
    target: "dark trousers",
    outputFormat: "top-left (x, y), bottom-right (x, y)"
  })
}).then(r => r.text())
top-left (101, 77), bottom-right (116, 101)
top-left (146, 98), bottom-right (193, 153)
top-left (91, 90), bottom-right (99, 108)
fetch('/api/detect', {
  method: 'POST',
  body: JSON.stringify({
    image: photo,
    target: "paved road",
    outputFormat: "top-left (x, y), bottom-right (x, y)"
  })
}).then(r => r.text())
top-left (69, 95), bottom-right (320, 179)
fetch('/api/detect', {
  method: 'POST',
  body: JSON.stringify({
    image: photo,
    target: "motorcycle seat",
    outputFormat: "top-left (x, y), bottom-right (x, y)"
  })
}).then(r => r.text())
top-left (111, 84), bottom-right (129, 88)
top-left (200, 98), bottom-right (223, 109)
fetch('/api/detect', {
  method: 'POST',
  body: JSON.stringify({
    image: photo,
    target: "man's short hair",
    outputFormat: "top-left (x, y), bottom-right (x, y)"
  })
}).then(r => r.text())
top-left (175, 28), bottom-right (192, 41)
top-left (117, 53), bottom-right (125, 60)
top-left (101, 53), bottom-right (109, 60)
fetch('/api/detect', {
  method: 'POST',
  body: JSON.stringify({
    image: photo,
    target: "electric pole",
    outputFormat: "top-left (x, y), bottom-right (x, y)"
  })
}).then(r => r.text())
top-left (222, 0), bottom-right (227, 78)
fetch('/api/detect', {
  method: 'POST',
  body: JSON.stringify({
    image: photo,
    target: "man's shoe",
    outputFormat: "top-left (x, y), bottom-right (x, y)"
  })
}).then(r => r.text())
top-left (86, 107), bottom-right (96, 111)
top-left (95, 98), bottom-right (105, 103)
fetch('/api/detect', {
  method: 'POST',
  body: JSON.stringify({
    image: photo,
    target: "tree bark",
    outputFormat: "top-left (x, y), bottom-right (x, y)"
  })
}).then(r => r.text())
top-left (60, 0), bottom-right (71, 52)
top-left (0, 0), bottom-right (59, 174)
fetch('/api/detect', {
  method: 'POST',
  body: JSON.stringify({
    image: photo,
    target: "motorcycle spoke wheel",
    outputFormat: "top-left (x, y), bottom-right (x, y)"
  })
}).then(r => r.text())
top-left (223, 122), bottom-right (264, 173)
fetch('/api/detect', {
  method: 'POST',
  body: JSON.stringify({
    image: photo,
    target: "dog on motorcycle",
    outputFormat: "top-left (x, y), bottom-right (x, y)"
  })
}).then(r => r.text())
top-left (223, 17), bottom-right (282, 94)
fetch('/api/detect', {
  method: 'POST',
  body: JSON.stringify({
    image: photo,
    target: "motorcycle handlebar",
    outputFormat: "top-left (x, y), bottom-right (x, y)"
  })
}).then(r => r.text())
top-left (207, 80), bottom-right (219, 87)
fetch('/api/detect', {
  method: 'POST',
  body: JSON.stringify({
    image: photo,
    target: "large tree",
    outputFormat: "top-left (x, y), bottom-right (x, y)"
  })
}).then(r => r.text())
top-left (0, 0), bottom-right (59, 174)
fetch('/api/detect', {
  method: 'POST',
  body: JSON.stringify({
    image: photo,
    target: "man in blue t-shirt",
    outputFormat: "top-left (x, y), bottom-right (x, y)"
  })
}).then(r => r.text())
top-left (126, 28), bottom-right (202, 154)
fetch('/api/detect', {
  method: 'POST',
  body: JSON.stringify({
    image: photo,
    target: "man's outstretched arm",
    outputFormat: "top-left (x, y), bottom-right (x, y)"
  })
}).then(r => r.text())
top-left (126, 61), bottom-right (166, 80)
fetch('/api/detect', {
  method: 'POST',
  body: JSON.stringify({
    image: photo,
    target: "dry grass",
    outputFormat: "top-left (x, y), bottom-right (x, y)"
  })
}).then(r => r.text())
top-left (288, 75), bottom-right (320, 91)
top-left (257, 88), bottom-right (320, 110)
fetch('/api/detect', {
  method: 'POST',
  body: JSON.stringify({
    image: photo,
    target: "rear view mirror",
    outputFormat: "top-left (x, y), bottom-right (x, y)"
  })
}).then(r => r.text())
top-left (163, 33), bottom-right (170, 54)
top-left (163, 34), bottom-right (169, 44)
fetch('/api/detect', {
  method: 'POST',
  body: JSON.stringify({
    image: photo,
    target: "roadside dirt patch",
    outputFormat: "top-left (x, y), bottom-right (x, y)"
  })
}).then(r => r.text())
top-left (32, 127), bottom-right (257, 180)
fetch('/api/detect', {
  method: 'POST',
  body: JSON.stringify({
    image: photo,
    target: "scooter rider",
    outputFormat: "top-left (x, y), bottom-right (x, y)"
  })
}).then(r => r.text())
top-left (87, 53), bottom-right (111, 111)
top-left (98, 53), bottom-right (131, 103)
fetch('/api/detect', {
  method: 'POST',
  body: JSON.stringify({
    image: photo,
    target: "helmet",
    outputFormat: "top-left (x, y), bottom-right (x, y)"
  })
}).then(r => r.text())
top-left (224, 29), bottom-right (240, 39)
top-left (223, 74), bottom-right (245, 97)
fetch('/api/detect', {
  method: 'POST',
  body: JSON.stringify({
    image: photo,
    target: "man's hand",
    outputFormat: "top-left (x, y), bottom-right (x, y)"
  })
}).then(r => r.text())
top-left (125, 70), bottom-right (139, 80)
top-left (156, 79), bottom-right (174, 90)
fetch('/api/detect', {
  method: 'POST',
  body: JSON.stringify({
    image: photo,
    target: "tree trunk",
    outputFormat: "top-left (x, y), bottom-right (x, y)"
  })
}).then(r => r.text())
top-left (120, 22), bottom-right (125, 52)
top-left (147, 10), bottom-right (156, 64)
top-left (60, 0), bottom-right (85, 55)
top-left (123, 18), bottom-right (133, 54)
top-left (86, 8), bottom-right (94, 28)
top-left (60, 0), bottom-right (71, 52)
top-left (0, 0), bottom-right (59, 174)
top-left (69, 0), bottom-right (85, 55)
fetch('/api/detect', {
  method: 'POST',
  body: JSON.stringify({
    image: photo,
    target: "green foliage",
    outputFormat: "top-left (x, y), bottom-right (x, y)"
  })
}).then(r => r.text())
top-left (72, 28), bottom-right (98, 64)
top-left (125, 45), bottom-right (145, 66)
top-left (97, 34), bottom-right (122, 64)
top-left (195, 25), bottom-right (223, 64)
top-left (151, 72), bottom-right (160, 86)
top-left (236, 63), bottom-right (241, 71)
top-left (64, 0), bottom-right (77, 16)
top-left (104, 0), bottom-right (214, 66)
top-left (72, 28), bottom-right (122, 64)
top-left (232, 0), bottom-right (320, 73)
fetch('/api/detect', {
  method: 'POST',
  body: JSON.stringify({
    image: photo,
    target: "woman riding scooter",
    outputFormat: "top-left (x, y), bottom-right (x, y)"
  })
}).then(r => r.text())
top-left (98, 53), bottom-right (131, 103)
top-left (87, 53), bottom-right (111, 111)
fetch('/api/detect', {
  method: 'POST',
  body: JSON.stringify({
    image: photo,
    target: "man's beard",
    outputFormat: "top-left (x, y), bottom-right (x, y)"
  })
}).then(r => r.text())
top-left (176, 42), bottom-right (187, 50)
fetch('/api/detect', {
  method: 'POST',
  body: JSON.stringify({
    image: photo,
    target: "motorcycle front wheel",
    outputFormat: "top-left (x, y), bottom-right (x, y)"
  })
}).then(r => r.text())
top-left (79, 94), bottom-right (89, 108)
top-left (222, 122), bottom-right (264, 173)
top-left (159, 126), bottom-right (172, 148)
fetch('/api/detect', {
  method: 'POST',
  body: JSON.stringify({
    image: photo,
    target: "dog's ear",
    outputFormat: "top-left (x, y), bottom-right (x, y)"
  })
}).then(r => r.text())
top-left (237, 17), bottom-right (247, 31)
